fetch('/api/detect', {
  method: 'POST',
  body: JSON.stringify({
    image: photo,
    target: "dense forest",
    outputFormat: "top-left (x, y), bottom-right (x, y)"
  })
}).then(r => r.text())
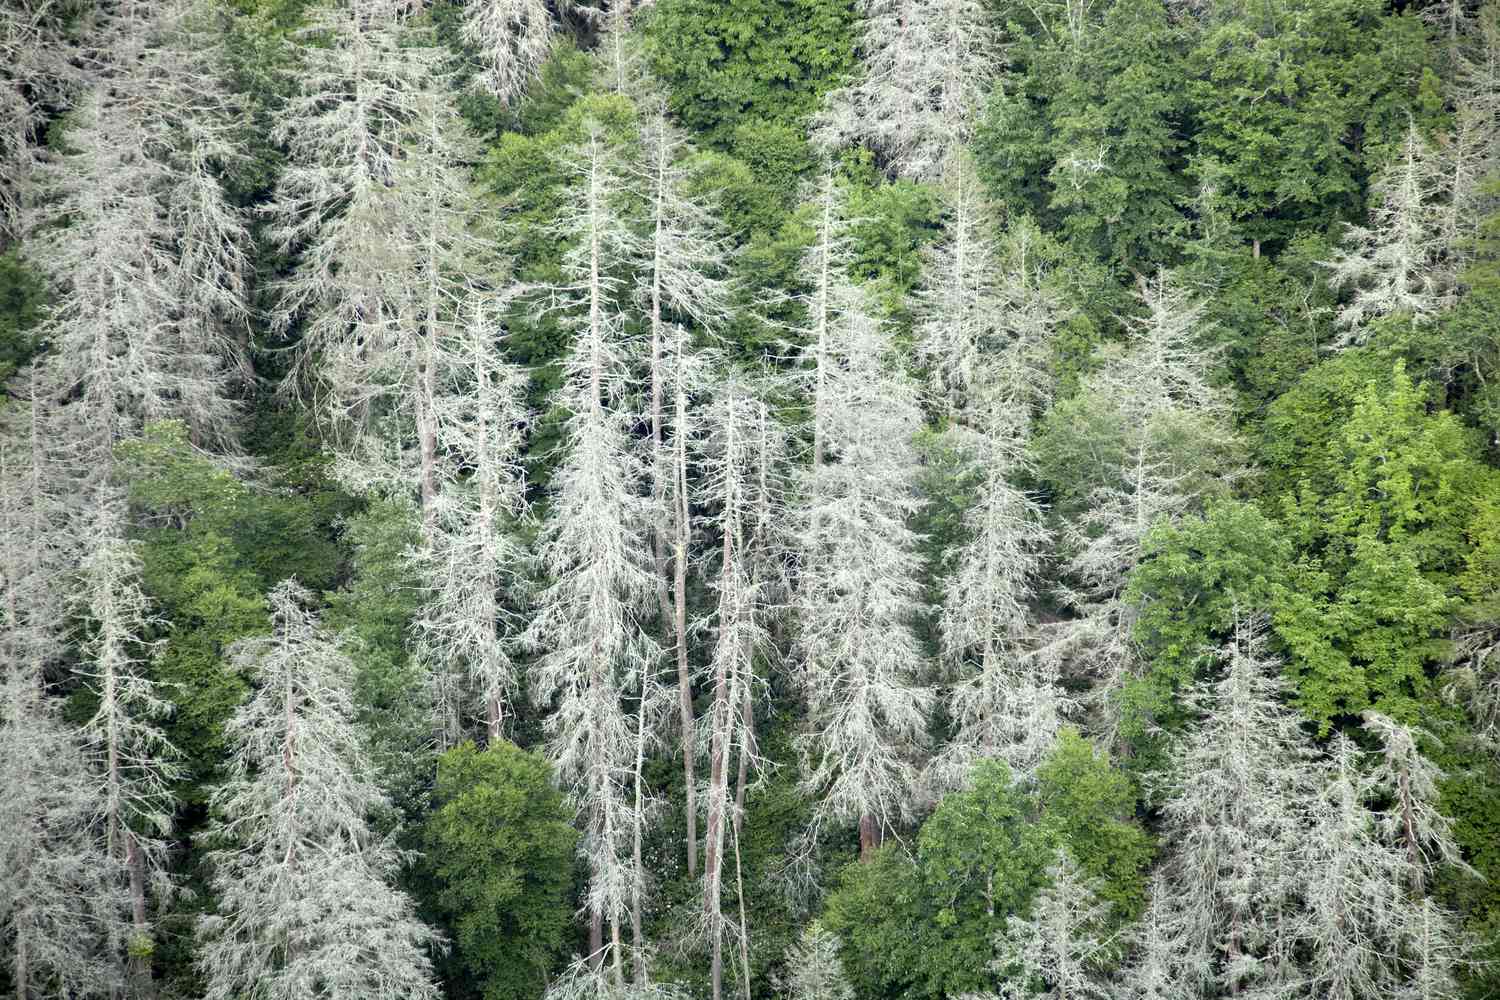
top-left (3, 0), bottom-right (1500, 996)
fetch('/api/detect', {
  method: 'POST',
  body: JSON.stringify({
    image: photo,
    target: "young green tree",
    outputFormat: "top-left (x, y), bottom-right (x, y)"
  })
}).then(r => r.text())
top-left (421, 741), bottom-right (577, 1000)
top-left (1274, 364), bottom-right (1495, 730)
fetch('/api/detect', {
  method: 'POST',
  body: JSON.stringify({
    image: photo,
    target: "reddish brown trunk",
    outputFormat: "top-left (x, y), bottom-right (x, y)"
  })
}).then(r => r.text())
top-left (859, 814), bottom-right (878, 861)
top-left (588, 911), bottom-right (604, 972)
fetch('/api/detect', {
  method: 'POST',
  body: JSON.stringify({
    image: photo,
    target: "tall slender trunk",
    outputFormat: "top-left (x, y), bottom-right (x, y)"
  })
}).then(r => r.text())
top-left (731, 742), bottom-right (753, 1000)
top-left (732, 688), bottom-right (754, 832)
top-left (672, 325), bottom-right (695, 875)
top-left (128, 834), bottom-right (155, 999)
top-left (475, 320), bottom-right (504, 745)
top-left (15, 926), bottom-right (27, 1000)
top-left (610, 919), bottom-right (624, 985)
top-left (588, 912), bottom-right (604, 972)
top-left (630, 671), bottom-right (648, 985)
top-left (811, 186), bottom-right (832, 472)
top-left (420, 109), bottom-right (441, 539)
top-left (704, 505), bottom-right (735, 1000)
top-left (651, 153), bottom-right (697, 877)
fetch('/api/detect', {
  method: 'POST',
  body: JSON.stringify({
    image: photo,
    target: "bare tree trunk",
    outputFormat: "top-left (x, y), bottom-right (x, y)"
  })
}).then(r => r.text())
top-left (127, 834), bottom-right (155, 999)
top-left (673, 341), bottom-right (696, 877)
top-left (588, 912), bottom-right (604, 972)
top-left (859, 814), bottom-right (878, 861)
top-left (630, 676), bottom-right (648, 986)
top-left (610, 919), bottom-right (624, 986)
top-left (15, 923), bottom-right (27, 1000)
top-left (704, 517), bottom-right (735, 1000)
top-left (812, 190), bottom-right (831, 472)
top-left (731, 802), bottom-right (752, 1000)
top-left (732, 688), bottom-right (754, 834)
top-left (419, 155), bottom-right (442, 537)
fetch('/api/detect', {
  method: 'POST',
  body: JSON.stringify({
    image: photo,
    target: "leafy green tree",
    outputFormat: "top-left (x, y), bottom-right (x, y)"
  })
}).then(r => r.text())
top-left (1273, 363), bottom-right (1497, 728)
top-left (824, 745), bottom-right (1149, 1000)
top-left (420, 741), bottom-right (577, 1000)
top-left (1032, 731), bottom-right (1152, 919)
top-left (323, 499), bottom-right (434, 815)
top-left (117, 422), bottom-right (344, 795)
top-left (1121, 500), bottom-right (1292, 751)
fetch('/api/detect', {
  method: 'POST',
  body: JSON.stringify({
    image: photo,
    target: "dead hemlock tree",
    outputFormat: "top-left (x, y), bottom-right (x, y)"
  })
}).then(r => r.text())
top-left (928, 388), bottom-right (1059, 792)
top-left (1299, 734), bottom-right (1441, 1000)
top-left (1039, 271), bottom-right (1236, 738)
top-left (794, 187), bottom-right (932, 858)
top-left (197, 581), bottom-right (442, 1000)
top-left (0, 0), bottom-right (88, 237)
top-left (0, 399), bottom-right (122, 1000)
top-left (27, 0), bottom-right (250, 465)
top-left (913, 153), bottom-right (1007, 418)
top-left (411, 300), bottom-right (531, 749)
top-left (0, 376), bottom-right (76, 678)
top-left (74, 489), bottom-right (183, 998)
top-left (463, 0), bottom-right (558, 105)
top-left (1142, 616), bottom-right (1323, 999)
top-left (916, 154), bottom-right (1063, 790)
top-left (266, 0), bottom-right (434, 414)
top-left (1324, 122), bottom-right (1453, 342)
top-left (914, 154), bottom-right (1070, 421)
top-left (322, 70), bottom-right (492, 509)
top-left (984, 849), bottom-right (1119, 1000)
top-left (697, 371), bottom-right (786, 1000)
top-left (815, 0), bottom-right (1001, 179)
top-left (1361, 711), bottom-right (1472, 895)
top-left (781, 922), bottom-right (856, 1000)
top-left (523, 117), bottom-right (658, 980)
top-left (637, 106), bottom-right (736, 879)
top-left (0, 667), bottom-right (124, 1000)
top-left (308, 75), bottom-right (534, 748)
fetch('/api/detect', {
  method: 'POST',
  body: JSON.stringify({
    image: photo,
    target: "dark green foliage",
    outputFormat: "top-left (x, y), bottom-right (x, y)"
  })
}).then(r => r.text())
top-left (0, 251), bottom-right (45, 384)
top-left (1123, 500), bottom-right (1293, 751)
top-left (118, 421), bottom-right (342, 794)
top-left (1186, 0), bottom-right (1429, 250)
top-left (1270, 364), bottom-right (1497, 728)
top-left (324, 500), bottom-right (433, 815)
top-left (642, 0), bottom-right (856, 150)
top-left (823, 746), bottom-right (1149, 1000)
top-left (421, 741), bottom-right (578, 1000)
